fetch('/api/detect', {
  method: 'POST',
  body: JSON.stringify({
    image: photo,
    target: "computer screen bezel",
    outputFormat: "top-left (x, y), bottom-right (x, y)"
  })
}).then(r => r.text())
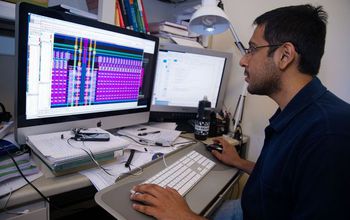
top-left (15, 3), bottom-right (159, 144)
top-left (150, 43), bottom-right (232, 121)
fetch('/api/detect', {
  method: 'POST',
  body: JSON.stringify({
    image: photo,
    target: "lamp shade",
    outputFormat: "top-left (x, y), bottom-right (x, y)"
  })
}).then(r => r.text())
top-left (189, 0), bottom-right (230, 36)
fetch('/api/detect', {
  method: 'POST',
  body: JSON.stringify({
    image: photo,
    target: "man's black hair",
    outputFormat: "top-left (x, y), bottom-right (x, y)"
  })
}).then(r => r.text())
top-left (254, 4), bottom-right (328, 75)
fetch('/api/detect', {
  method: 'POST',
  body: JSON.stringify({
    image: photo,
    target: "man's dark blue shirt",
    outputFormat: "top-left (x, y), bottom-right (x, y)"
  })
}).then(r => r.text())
top-left (241, 77), bottom-right (350, 220)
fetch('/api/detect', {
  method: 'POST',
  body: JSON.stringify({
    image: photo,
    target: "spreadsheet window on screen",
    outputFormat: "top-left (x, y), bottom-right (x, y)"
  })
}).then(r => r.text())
top-left (25, 13), bottom-right (155, 120)
top-left (152, 50), bottom-right (227, 108)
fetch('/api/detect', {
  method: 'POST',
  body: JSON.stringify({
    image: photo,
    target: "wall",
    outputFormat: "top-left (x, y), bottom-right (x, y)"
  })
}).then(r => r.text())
top-left (0, 1), bottom-right (15, 116)
top-left (211, 0), bottom-right (350, 161)
top-left (143, 0), bottom-right (200, 23)
top-left (48, 0), bottom-right (89, 10)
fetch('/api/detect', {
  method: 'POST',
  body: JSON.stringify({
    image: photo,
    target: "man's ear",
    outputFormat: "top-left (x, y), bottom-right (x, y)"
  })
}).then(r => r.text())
top-left (277, 42), bottom-right (297, 70)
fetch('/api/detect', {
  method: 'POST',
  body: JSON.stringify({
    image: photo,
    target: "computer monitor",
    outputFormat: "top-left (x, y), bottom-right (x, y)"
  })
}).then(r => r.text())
top-left (15, 3), bottom-right (159, 144)
top-left (150, 43), bottom-right (232, 124)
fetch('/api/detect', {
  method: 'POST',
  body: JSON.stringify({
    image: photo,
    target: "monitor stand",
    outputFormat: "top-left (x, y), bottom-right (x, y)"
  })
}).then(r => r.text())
top-left (149, 112), bottom-right (197, 133)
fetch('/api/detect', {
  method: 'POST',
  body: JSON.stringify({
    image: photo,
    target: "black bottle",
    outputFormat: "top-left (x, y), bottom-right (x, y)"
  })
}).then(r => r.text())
top-left (194, 96), bottom-right (211, 140)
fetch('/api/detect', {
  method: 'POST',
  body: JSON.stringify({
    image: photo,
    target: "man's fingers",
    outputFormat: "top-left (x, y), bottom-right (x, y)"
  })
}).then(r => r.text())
top-left (165, 186), bottom-right (181, 196)
top-left (132, 203), bottom-right (157, 217)
top-left (133, 184), bottom-right (165, 198)
top-left (212, 137), bottom-right (224, 143)
top-left (131, 193), bottom-right (156, 205)
top-left (211, 149), bottom-right (222, 159)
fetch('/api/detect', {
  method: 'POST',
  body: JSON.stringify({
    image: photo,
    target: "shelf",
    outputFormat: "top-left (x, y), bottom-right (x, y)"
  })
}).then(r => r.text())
top-left (0, 1), bottom-right (15, 21)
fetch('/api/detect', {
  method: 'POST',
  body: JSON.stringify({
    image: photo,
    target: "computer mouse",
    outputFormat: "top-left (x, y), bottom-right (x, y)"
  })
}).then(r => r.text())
top-left (206, 143), bottom-right (223, 153)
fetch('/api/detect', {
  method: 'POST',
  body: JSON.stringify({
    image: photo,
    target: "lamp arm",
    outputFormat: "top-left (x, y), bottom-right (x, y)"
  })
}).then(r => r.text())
top-left (228, 23), bottom-right (248, 136)
top-left (229, 23), bottom-right (246, 56)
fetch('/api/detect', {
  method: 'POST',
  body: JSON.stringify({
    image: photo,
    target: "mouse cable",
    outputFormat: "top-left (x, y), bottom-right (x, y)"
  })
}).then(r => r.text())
top-left (162, 153), bottom-right (168, 167)
top-left (115, 162), bottom-right (143, 183)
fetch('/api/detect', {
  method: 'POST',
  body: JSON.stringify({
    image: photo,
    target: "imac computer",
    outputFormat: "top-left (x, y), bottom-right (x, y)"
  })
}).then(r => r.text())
top-left (150, 43), bottom-right (232, 129)
top-left (15, 3), bottom-right (159, 144)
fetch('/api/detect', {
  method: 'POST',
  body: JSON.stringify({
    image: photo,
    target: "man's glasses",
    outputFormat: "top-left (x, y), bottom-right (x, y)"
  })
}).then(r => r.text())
top-left (244, 44), bottom-right (283, 55)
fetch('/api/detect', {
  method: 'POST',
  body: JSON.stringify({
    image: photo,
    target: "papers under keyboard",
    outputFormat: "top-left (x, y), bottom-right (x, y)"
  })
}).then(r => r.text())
top-left (133, 151), bottom-right (216, 196)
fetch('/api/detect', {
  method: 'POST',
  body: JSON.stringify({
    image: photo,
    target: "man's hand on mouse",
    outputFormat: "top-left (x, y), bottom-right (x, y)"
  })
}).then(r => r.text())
top-left (130, 184), bottom-right (206, 220)
top-left (211, 137), bottom-right (243, 168)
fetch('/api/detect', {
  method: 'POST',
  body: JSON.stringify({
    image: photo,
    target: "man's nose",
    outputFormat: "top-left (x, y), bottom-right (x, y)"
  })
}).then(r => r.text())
top-left (239, 54), bottom-right (248, 67)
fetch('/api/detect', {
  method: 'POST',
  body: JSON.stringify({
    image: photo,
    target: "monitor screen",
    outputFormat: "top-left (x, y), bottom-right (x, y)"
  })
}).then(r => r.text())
top-left (15, 3), bottom-right (159, 144)
top-left (150, 43), bottom-right (232, 122)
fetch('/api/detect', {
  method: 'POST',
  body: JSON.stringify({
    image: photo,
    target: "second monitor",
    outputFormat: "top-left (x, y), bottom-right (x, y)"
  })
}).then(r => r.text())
top-left (150, 43), bottom-right (232, 127)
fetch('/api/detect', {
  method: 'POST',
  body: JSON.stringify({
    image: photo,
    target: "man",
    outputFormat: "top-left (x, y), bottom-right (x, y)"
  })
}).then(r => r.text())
top-left (130, 4), bottom-right (350, 220)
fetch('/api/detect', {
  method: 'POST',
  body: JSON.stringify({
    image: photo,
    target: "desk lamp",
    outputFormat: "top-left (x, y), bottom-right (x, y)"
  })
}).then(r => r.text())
top-left (189, 0), bottom-right (247, 139)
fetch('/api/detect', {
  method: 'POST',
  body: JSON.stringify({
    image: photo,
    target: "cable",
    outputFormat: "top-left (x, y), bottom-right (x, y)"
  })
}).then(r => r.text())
top-left (115, 133), bottom-right (158, 146)
top-left (162, 154), bottom-right (168, 167)
top-left (1, 187), bottom-right (13, 211)
top-left (116, 133), bottom-right (169, 147)
top-left (66, 138), bottom-right (114, 176)
top-left (115, 162), bottom-right (144, 182)
top-left (80, 140), bottom-right (115, 176)
top-left (172, 140), bottom-right (197, 147)
top-left (127, 163), bottom-right (143, 176)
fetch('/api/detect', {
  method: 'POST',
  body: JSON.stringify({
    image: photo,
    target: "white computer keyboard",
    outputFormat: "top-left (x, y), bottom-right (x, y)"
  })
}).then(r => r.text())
top-left (131, 150), bottom-right (216, 196)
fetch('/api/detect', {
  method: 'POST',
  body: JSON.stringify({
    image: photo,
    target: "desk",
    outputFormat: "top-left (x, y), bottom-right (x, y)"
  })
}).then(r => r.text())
top-left (0, 135), bottom-right (248, 220)
top-left (96, 141), bottom-right (242, 220)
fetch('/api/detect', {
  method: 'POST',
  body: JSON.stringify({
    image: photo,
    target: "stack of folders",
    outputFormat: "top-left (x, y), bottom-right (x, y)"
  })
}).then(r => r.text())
top-left (26, 128), bottom-right (129, 176)
top-left (148, 21), bottom-right (203, 48)
top-left (0, 152), bottom-right (39, 183)
top-left (0, 139), bottom-right (39, 183)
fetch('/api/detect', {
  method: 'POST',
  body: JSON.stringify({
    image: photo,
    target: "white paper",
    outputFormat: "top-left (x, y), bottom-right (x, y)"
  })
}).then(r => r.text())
top-left (2, 132), bottom-right (19, 148)
top-left (147, 122), bottom-right (177, 130)
top-left (27, 128), bottom-right (129, 160)
top-left (0, 121), bottom-right (14, 139)
top-left (79, 137), bottom-right (192, 190)
top-left (80, 153), bottom-right (130, 190)
top-left (117, 125), bottom-right (181, 146)
top-left (0, 172), bottom-right (43, 197)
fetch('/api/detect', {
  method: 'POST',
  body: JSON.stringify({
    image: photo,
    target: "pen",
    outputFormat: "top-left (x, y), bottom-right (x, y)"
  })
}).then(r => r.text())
top-left (137, 128), bottom-right (147, 131)
top-left (125, 149), bottom-right (135, 168)
top-left (137, 130), bottom-right (161, 136)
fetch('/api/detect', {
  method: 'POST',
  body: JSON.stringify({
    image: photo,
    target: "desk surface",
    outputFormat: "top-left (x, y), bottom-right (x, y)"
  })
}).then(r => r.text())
top-left (0, 134), bottom-right (246, 213)
top-left (0, 161), bottom-right (91, 208)
top-left (95, 142), bottom-right (240, 220)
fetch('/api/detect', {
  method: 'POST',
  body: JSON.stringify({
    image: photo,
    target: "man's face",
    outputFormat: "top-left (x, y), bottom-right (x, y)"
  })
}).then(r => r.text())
top-left (240, 25), bottom-right (282, 96)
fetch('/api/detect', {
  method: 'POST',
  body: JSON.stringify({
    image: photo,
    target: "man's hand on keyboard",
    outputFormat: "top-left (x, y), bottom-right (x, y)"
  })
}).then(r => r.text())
top-left (130, 184), bottom-right (206, 220)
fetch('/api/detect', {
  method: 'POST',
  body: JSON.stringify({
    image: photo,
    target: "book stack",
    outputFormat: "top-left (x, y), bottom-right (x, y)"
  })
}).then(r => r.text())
top-left (114, 0), bottom-right (149, 33)
top-left (0, 139), bottom-right (40, 184)
top-left (149, 21), bottom-right (199, 39)
top-left (26, 128), bottom-right (128, 176)
top-left (148, 21), bottom-right (203, 47)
